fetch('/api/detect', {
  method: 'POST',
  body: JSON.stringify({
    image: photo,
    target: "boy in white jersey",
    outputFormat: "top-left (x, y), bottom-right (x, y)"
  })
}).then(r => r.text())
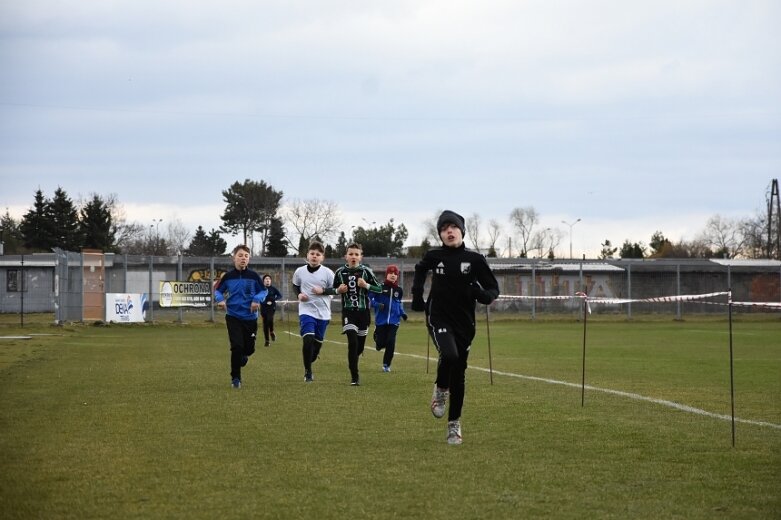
top-left (291, 241), bottom-right (338, 382)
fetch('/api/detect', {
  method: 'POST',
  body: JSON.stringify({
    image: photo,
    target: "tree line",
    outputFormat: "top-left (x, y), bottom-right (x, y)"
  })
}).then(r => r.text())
top-left (0, 180), bottom-right (408, 258)
top-left (1, 179), bottom-right (778, 260)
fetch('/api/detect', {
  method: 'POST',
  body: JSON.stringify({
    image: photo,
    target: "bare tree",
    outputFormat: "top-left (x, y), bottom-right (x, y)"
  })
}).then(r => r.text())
top-left (466, 212), bottom-right (482, 251)
top-left (700, 214), bottom-right (745, 259)
top-left (115, 221), bottom-right (147, 252)
top-left (423, 210), bottom-right (443, 244)
top-left (667, 238), bottom-right (713, 258)
top-left (546, 228), bottom-right (564, 259)
top-left (530, 229), bottom-right (547, 258)
top-left (107, 195), bottom-right (147, 253)
top-left (528, 227), bottom-right (563, 258)
top-left (739, 213), bottom-right (767, 259)
top-left (509, 206), bottom-right (539, 257)
top-left (166, 218), bottom-right (191, 255)
top-left (285, 198), bottom-right (342, 255)
top-left (486, 219), bottom-right (502, 257)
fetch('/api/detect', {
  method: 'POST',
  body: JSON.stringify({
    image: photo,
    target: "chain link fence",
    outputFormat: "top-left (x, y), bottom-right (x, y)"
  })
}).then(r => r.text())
top-left (1, 252), bottom-right (779, 322)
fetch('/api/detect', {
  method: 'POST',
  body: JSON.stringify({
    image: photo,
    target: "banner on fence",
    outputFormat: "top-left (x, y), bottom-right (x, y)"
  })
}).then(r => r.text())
top-left (159, 281), bottom-right (212, 307)
top-left (105, 293), bottom-right (148, 323)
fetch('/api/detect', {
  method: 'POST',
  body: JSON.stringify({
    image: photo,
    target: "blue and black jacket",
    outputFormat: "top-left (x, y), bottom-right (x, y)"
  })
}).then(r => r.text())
top-left (369, 282), bottom-right (407, 327)
top-left (213, 268), bottom-right (267, 321)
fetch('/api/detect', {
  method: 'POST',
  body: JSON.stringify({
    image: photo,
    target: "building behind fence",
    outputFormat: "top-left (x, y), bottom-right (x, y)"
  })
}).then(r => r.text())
top-left (1, 250), bottom-right (779, 322)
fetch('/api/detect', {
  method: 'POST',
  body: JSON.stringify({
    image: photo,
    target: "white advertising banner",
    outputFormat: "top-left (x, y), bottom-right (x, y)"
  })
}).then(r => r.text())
top-left (105, 293), bottom-right (148, 323)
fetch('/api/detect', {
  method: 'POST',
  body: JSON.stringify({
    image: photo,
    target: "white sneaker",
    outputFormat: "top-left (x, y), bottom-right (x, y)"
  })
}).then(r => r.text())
top-left (430, 384), bottom-right (449, 418)
top-left (447, 420), bottom-right (462, 445)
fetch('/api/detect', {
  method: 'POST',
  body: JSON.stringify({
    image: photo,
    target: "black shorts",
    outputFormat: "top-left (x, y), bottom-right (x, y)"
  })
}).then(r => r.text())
top-left (373, 324), bottom-right (398, 348)
top-left (341, 309), bottom-right (371, 335)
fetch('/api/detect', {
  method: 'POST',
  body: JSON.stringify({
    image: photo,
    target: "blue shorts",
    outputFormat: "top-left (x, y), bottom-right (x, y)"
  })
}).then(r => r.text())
top-left (299, 314), bottom-right (329, 342)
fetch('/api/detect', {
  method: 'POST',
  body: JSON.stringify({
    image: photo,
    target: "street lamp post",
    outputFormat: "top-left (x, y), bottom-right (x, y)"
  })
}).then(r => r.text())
top-left (152, 219), bottom-right (163, 236)
top-left (561, 218), bottom-right (581, 259)
top-left (151, 219), bottom-right (163, 255)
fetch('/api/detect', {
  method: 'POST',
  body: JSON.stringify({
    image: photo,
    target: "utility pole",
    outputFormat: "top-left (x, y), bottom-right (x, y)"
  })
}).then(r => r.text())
top-left (769, 179), bottom-right (780, 259)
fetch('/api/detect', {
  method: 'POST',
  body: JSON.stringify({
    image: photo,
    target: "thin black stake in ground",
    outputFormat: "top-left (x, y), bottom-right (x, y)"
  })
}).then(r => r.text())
top-left (284, 302), bottom-right (291, 343)
top-left (426, 325), bottom-right (430, 374)
top-left (581, 293), bottom-right (588, 407)
top-left (728, 289), bottom-right (736, 447)
top-left (485, 304), bottom-right (494, 385)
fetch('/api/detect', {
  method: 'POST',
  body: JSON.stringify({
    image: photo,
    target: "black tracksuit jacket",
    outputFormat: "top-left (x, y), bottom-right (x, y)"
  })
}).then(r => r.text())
top-left (411, 244), bottom-right (500, 337)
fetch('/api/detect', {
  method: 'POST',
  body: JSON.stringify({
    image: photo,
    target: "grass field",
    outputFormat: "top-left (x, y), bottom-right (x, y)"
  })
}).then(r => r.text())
top-left (1, 313), bottom-right (779, 519)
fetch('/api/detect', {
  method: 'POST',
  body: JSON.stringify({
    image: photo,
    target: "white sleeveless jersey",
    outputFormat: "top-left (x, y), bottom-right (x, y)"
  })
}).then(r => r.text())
top-left (292, 264), bottom-right (335, 320)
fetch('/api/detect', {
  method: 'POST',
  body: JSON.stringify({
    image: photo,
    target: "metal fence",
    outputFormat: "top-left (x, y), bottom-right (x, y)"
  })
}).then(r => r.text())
top-left (1, 252), bottom-right (780, 322)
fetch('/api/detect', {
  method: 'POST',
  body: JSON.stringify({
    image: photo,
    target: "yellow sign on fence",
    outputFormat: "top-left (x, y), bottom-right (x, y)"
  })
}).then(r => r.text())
top-left (159, 281), bottom-right (212, 308)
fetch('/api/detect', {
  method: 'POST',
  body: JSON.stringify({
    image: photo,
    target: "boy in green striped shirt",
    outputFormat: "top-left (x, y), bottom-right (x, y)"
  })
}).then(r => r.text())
top-left (334, 243), bottom-right (382, 386)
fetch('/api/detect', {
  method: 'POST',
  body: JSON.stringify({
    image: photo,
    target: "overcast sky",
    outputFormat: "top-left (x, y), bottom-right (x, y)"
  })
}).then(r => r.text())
top-left (1, 1), bottom-right (779, 257)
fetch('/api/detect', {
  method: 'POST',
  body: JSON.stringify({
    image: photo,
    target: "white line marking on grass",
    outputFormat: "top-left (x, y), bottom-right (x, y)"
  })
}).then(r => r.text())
top-left (483, 366), bottom-right (781, 431)
top-left (283, 331), bottom-right (781, 431)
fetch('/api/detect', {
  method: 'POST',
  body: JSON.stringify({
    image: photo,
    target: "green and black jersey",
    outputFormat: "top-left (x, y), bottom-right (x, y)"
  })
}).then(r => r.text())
top-left (333, 264), bottom-right (382, 311)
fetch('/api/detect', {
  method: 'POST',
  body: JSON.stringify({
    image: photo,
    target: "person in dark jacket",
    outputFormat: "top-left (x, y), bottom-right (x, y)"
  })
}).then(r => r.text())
top-left (260, 274), bottom-right (283, 346)
top-left (411, 210), bottom-right (500, 445)
top-left (213, 244), bottom-right (268, 389)
top-left (369, 264), bottom-right (408, 372)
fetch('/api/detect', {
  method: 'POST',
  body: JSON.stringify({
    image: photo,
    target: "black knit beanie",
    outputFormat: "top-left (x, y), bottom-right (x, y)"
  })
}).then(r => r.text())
top-left (437, 210), bottom-right (466, 237)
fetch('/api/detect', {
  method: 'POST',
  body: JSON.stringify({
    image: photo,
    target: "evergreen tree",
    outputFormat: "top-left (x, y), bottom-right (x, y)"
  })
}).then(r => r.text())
top-left (599, 239), bottom-right (618, 259)
top-left (349, 220), bottom-right (408, 257)
top-left (297, 235), bottom-right (309, 257)
top-left (220, 179), bottom-right (283, 254)
top-left (186, 226), bottom-right (210, 256)
top-left (405, 238), bottom-right (431, 258)
top-left (619, 240), bottom-right (646, 259)
top-left (0, 210), bottom-right (23, 254)
top-left (334, 231), bottom-right (348, 258)
top-left (649, 231), bottom-right (673, 258)
top-left (49, 187), bottom-right (82, 250)
top-left (79, 194), bottom-right (116, 252)
top-left (207, 229), bottom-right (228, 256)
top-left (185, 226), bottom-right (227, 256)
top-left (20, 189), bottom-right (55, 251)
top-left (265, 217), bottom-right (288, 257)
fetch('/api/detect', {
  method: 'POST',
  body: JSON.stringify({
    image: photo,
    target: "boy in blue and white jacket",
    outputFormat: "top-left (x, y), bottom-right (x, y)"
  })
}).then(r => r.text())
top-left (214, 244), bottom-right (267, 389)
top-left (369, 265), bottom-right (407, 372)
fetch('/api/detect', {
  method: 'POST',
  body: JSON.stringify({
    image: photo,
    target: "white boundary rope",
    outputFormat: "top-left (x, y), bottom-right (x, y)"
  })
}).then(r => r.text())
top-left (495, 291), bottom-right (781, 313)
top-left (279, 293), bottom-right (780, 308)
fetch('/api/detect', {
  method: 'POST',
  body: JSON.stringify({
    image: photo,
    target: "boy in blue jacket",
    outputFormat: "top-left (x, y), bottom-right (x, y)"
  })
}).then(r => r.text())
top-left (214, 244), bottom-right (268, 389)
top-left (369, 265), bottom-right (407, 372)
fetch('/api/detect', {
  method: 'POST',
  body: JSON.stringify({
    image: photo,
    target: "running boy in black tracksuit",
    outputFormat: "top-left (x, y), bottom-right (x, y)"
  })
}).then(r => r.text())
top-left (411, 210), bottom-right (500, 445)
top-left (214, 244), bottom-right (268, 389)
top-left (260, 274), bottom-right (283, 346)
